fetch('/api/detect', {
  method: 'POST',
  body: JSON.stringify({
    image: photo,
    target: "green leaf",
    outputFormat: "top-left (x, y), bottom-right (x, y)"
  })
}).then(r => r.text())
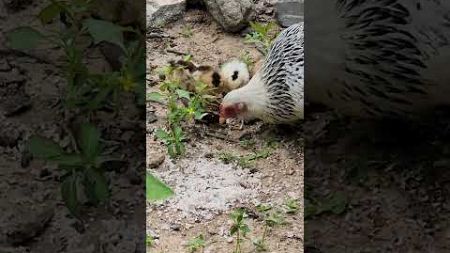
top-left (84, 18), bottom-right (125, 50)
top-left (155, 128), bottom-right (169, 141)
top-left (230, 225), bottom-right (238, 236)
top-left (322, 192), bottom-right (348, 215)
top-left (176, 89), bottom-right (190, 99)
top-left (240, 224), bottom-right (250, 235)
top-left (148, 92), bottom-right (164, 103)
top-left (173, 126), bottom-right (184, 140)
top-left (6, 27), bottom-right (46, 50)
top-left (38, 3), bottom-right (63, 24)
top-left (28, 136), bottom-right (64, 160)
top-left (78, 123), bottom-right (101, 162)
top-left (61, 174), bottom-right (80, 216)
top-left (146, 234), bottom-right (154, 246)
top-left (83, 168), bottom-right (109, 204)
top-left (58, 154), bottom-right (85, 168)
top-left (146, 173), bottom-right (174, 202)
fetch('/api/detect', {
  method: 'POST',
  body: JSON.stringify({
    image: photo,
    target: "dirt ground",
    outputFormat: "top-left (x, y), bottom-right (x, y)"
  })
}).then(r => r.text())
top-left (147, 7), bottom-right (304, 253)
top-left (0, 2), bottom-right (145, 253)
top-left (303, 109), bottom-right (450, 252)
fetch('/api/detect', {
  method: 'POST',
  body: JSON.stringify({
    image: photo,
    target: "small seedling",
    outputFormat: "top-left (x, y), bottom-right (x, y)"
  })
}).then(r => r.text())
top-left (28, 123), bottom-right (115, 216)
top-left (180, 25), bottom-right (194, 38)
top-left (305, 192), bottom-right (348, 219)
top-left (186, 234), bottom-right (206, 253)
top-left (253, 205), bottom-right (286, 252)
top-left (218, 145), bottom-right (273, 169)
top-left (283, 198), bottom-right (300, 214)
top-left (245, 22), bottom-right (279, 55)
top-left (146, 234), bottom-right (154, 247)
top-left (230, 208), bottom-right (250, 253)
top-left (239, 139), bottom-right (256, 149)
top-left (239, 51), bottom-right (254, 69)
top-left (218, 152), bottom-right (239, 164)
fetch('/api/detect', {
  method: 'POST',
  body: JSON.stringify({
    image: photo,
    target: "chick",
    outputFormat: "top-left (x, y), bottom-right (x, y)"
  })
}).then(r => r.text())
top-left (164, 60), bottom-right (221, 94)
top-left (219, 59), bottom-right (250, 93)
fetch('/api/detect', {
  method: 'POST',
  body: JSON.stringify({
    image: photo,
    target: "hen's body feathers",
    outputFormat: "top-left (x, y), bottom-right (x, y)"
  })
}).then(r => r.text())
top-left (307, 0), bottom-right (450, 118)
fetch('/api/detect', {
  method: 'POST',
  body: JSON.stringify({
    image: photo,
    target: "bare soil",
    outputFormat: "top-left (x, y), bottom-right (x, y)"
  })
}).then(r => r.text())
top-left (303, 109), bottom-right (450, 252)
top-left (147, 9), bottom-right (304, 253)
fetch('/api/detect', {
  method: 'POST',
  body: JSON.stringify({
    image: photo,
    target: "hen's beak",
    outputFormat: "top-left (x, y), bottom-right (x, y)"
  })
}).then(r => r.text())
top-left (219, 116), bottom-right (226, 124)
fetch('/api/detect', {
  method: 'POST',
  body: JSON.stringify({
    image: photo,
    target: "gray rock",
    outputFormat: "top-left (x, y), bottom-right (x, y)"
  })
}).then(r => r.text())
top-left (275, 0), bottom-right (304, 27)
top-left (147, 0), bottom-right (186, 28)
top-left (203, 0), bottom-right (254, 32)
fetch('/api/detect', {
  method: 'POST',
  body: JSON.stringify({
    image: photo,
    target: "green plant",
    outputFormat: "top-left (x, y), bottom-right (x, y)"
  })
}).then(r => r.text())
top-left (253, 206), bottom-right (286, 252)
top-left (305, 192), bottom-right (348, 219)
top-left (229, 208), bottom-right (250, 253)
top-left (6, 0), bottom-right (145, 113)
top-left (186, 234), bottom-right (206, 253)
top-left (180, 25), bottom-right (194, 38)
top-left (239, 51), bottom-right (254, 70)
top-left (149, 61), bottom-right (216, 158)
top-left (239, 138), bottom-right (256, 149)
top-left (146, 173), bottom-right (174, 202)
top-left (218, 152), bottom-right (239, 164)
top-left (28, 123), bottom-right (114, 216)
top-left (146, 234), bottom-right (154, 247)
top-left (244, 22), bottom-right (279, 55)
top-left (283, 198), bottom-right (300, 214)
top-left (218, 145), bottom-right (273, 169)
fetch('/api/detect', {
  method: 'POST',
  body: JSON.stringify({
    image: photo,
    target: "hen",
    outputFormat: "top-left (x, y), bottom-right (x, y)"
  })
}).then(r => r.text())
top-left (219, 23), bottom-right (304, 124)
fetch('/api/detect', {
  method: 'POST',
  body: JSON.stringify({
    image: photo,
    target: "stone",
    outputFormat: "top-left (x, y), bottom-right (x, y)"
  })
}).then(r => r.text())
top-left (147, 0), bottom-right (186, 28)
top-left (147, 150), bottom-right (165, 168)
top-left (275, 0), bottom-right (304, 27)
top-left (203, 0), bottom-right (254, 32)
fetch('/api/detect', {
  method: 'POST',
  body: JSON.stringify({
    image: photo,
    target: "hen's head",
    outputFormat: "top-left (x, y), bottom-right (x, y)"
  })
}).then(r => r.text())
top-left (218, 101), bottom-right (248, 124)
top-left (218, 71), bottom-right (268, 124)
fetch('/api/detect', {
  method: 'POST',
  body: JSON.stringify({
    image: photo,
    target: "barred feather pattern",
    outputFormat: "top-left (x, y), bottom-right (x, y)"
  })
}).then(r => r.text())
top-left (262, 23), bottom-right (304, 122)
top-left (309, 0), bottom-right (450, 118)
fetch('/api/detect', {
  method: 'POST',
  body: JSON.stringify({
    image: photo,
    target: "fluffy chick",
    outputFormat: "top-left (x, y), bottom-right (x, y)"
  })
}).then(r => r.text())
top-left (219, 59), bottom-right (250, 93)
top-left (165, 60), bottom-right (221, 94)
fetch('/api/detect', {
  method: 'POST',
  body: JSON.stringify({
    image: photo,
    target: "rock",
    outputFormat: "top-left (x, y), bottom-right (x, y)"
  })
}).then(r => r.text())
top-left (170, 223), bottom-right (181, 231)
top-left (0, 72), bottom-right (31, 117)
top-left (147, 111), bottom-right (158, 124)
top-left (203, 0), bottom-right (254, 32)
top-left (3, 206), bottom-right (54, 245)
top-left (0, 118), bottom-right (22, 147)
top-left (275, 0), bottom-right (304, 27)
top-left (147, 150), bottom-right (165, 168)
top-left (147, 0), bottom-right (186, 28)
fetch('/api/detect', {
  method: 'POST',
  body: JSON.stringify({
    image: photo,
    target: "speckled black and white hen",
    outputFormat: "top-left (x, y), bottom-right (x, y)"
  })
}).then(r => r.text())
top-left (307, 0), bottom-right (450, 118)
top-left (219, 23), bottom-right (304, 124)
